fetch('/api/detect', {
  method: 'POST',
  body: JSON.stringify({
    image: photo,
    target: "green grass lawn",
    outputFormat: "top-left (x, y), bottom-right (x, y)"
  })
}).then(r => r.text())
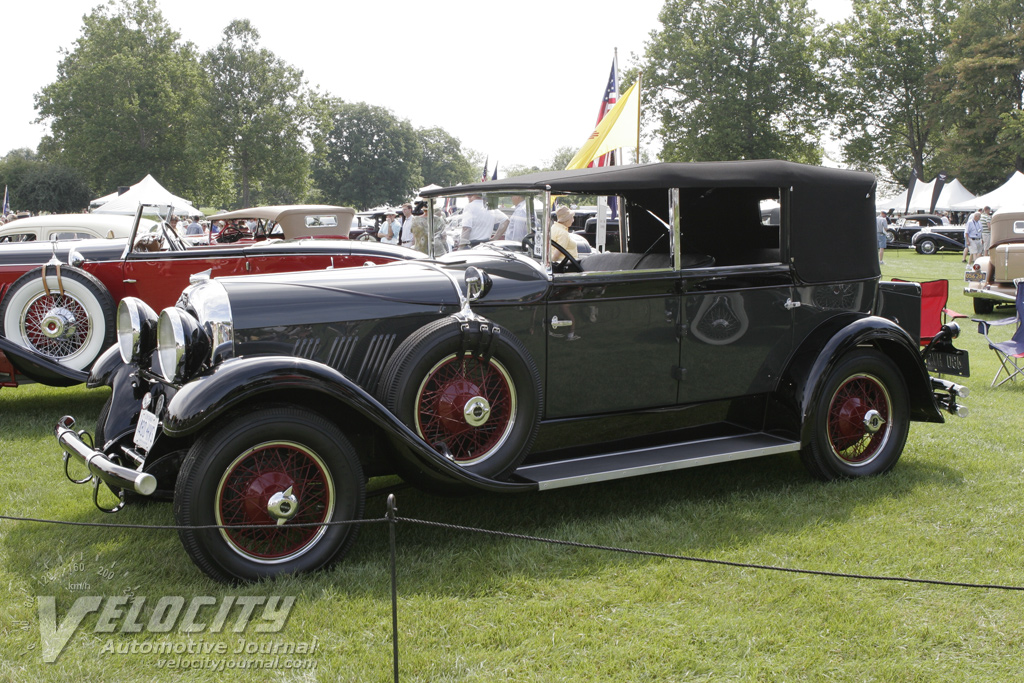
top-left (2, 248), bottom-right (1023, 682)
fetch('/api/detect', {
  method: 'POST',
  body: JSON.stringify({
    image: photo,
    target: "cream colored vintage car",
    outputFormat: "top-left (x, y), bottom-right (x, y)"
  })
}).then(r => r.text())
top-left (964, 207), bottom-right (1024, 313)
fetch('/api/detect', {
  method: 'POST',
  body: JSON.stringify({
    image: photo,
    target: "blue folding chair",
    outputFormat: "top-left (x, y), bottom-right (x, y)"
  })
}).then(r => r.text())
top-left (974, 281), bottom-right (1024, 387)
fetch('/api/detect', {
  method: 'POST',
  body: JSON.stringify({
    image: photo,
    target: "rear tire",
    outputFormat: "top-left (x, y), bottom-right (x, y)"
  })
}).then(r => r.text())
top-left (801, 350), bottom-right (909, 481)
top-left (973, 298), bottom-right (994, 314)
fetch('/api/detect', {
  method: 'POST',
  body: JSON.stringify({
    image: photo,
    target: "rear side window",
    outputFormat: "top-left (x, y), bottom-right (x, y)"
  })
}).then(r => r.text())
top-left (678, 187), bottom-right (782, 267)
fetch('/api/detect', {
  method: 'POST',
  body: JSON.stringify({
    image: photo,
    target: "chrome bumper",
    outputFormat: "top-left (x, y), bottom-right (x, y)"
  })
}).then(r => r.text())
top-left (55, 416), bottom-right (157, 496)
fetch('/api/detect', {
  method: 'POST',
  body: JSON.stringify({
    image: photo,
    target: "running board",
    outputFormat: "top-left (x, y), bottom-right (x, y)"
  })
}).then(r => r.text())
top-left (516, 432), bottom-right (801, 490)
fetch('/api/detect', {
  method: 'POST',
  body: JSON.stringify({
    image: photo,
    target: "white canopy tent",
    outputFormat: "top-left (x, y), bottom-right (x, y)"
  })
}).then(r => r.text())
top-left (91, 175), bottom-right (202, 217)
top-left (951, 171), bottom-right (1024, 212)
top-left (876, 176), bottom-right (977, 213)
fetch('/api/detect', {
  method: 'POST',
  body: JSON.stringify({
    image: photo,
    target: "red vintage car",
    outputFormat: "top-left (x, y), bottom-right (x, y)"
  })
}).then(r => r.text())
top-left (0, 204), bottom-right (421, 387)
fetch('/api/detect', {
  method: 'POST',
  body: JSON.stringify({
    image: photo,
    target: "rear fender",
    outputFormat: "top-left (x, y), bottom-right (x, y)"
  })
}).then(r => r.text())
top-left (163, 356), bottom-right (536, 493)
top-left (778, 316), bottom-right (942, 442)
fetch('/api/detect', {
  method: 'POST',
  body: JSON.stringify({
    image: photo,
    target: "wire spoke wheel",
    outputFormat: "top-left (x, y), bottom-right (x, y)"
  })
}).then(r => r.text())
top-left (216, 441), bottom-right (334, 563)
top-left (415, 353), bottom-right (516, 465)
top-left (21, 291), bottom-right (92, 358)
top-left (826, 373), bottom-right (891, 465)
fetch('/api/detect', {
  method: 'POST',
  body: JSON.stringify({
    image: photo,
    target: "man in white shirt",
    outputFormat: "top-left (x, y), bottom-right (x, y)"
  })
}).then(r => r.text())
top-left (459, 194), bottom-right (492, 248)
top-left (399, 203), bottom-right (415, 248)
top-left (494, 195), bottom-right (529, 242)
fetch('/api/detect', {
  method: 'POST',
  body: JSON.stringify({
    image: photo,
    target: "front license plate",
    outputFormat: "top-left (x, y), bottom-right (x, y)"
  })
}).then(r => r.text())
top-left (964, 270), bottom-right (986, 282)
top-left (133, 409), bottom-right (159, 452)
top-left (926, 349), bottom-right (970, 377)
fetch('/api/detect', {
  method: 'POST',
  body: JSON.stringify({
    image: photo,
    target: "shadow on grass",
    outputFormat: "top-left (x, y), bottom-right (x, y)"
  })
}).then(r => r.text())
top-left (2, 443), bottom-right (966, 604)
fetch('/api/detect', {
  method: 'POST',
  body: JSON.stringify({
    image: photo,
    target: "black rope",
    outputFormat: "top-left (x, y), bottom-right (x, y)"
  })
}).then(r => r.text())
top-left (2, 511), bottom-right (1023, 592)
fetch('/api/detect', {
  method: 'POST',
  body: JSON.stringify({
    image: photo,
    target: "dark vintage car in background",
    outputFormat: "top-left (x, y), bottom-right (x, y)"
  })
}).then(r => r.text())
top-left (0, 203), bottom-right (420, 386)
top-left (911, 221), bottom-right (967, 255)
top-left (885, 213), bottom-right (946, 247)
top-left (52, 161), bottom-right (968, 583)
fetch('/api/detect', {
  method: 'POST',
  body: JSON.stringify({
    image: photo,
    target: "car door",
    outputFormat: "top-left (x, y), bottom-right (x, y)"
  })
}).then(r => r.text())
top-left (544, 265), bottom-right (682, 419)
top-left (120, 247), bottom-right (250, 312)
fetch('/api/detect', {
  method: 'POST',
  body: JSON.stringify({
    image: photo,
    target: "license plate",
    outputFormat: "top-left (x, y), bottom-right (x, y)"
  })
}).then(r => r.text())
top-left (925, 349), bottom-right (970, 378)
top-left (133, 409), bottom-right (160, 452)
top-left (964, 270), bottom-right (986, 282)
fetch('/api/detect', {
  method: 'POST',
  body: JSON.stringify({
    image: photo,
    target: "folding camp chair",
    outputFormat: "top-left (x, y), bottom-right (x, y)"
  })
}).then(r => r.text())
top-left (974, 282), bottom-right (1024, 387)
top-left (892, 278), bottom-right (968, 345)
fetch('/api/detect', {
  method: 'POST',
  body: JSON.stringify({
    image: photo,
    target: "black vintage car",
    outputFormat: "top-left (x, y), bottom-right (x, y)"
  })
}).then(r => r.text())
top-left (886, 213), bottom-right (946, 247)
top-left (910, 222), bottom-right (967, 255)
top-left (53, 161), bottom-right (969, 583)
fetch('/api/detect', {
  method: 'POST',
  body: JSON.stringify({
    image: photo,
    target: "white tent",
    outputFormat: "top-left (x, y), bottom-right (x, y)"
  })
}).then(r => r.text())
top-left (951, 171), bottom-right (1024, 212)
top-left (877, 177), bottom-right (977, 213)
top-left (91, 175), bottom-right (202, 217)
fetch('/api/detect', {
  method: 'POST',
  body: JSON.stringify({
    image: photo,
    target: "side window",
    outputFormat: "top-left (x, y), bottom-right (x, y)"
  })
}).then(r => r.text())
top-left (678, 187), bottom-right (782, 267)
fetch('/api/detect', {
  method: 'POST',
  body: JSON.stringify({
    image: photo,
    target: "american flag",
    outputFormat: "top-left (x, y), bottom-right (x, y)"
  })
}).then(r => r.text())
top-left (591, 62), bottom-right (618, 168)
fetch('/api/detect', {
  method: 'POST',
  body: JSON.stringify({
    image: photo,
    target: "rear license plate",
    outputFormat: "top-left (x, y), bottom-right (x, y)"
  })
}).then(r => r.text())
top-left (964, 270), bottom-right (986, 282)
top-left (925, 349), bottom-right (970, 377)
top-left (133, 409), bottom-right (159, 452)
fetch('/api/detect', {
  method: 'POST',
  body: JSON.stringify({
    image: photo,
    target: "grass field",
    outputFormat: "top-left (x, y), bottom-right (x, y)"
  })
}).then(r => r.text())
top-left (1, 248), bottom-right (1022, 682)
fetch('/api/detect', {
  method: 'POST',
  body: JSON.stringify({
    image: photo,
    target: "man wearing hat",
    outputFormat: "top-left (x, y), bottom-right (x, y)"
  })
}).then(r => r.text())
top-left (551, 205), bottom-right (579, 262)
top-left (380, 209), bottom-right (400, 244)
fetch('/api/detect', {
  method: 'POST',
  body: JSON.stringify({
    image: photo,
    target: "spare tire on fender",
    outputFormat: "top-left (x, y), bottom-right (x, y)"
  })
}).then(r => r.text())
top-left (377, 317), bottom-right (542, 480)
top-left (0, 265), bottom-right (115, 371)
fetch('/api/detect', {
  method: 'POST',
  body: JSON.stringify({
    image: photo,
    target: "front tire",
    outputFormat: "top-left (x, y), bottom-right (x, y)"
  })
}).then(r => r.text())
top-left (973, 298), bottom-right (995, 314)
top-left (801, 350), bottom-right (909, 481)
top-left (377, 318), bottom-right (542, 480)
top-left (915, 238), bottom-right (937, 255)
top-left (0, 266), bottom-right (115, 370)
top-left (174, 406), bottom-right (365, 583)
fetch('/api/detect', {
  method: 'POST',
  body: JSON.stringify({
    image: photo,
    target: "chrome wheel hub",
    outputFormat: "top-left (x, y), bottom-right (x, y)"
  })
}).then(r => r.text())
top-left (463, 396), bottom-right (491, 427)
top-left (863, 409), bottom-right (885, 434)
top-left (40, 307), bottom-right (77, 340)
top-left (267, 486), bottom-right (299, 526)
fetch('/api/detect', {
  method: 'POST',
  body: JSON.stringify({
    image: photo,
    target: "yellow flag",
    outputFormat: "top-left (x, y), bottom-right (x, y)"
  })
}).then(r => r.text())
top-left (565, 78), bottom-right (641, 170)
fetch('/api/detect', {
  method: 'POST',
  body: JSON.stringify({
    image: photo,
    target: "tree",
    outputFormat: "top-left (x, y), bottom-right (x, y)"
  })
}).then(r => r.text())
top-left (829, 0), bottom-right (953, 184)
top-left (417, 127), bottom-right (475, 187)
top-left (313, 101), bottom-right (422, 208)
top-left (933, 0), bottom-right (1024, 192)
top-left (16, 164), bottom-right (93, 214)
top-left (34, 0), bottom-right (211, 199)
top-left (640, 0), bottom-right (826, 163)
top-left (203, 20), bottom-right (318, 208)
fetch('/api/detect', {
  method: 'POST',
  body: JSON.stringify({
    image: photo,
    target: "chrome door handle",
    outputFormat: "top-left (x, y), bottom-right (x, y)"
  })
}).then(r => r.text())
top-left (550, 316), bottom-right (573, 329)
top-left (783, 298), bottom-right (802, 310)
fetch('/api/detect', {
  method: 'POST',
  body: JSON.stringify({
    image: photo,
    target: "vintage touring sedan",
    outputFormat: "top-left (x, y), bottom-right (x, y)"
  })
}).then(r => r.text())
top-left (0, 204), bottom-right (420, 387)
top-left (964, 207), bottom-right (1024, 313)
top-left (53, 161), bottom-right (969, 583)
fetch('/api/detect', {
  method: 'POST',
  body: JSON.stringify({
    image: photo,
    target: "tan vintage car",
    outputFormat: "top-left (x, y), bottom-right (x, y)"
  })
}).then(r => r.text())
top-left (205, 205), bottom-right (356, 243)
top-left (964, 207), bottom-right (1024, 312)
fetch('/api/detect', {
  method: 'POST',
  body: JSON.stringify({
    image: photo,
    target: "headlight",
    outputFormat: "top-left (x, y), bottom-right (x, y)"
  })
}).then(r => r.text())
top-left (117, 298), bottom-right (158, 364)
top-left (156, 308), bottom-right (210, 383)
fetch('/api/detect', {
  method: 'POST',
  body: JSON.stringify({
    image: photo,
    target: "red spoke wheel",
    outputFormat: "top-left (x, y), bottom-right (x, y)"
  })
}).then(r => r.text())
top-left (0, 266), bottom-right (114, 370)
top-left (802, 350), bottom-right (909, 480)
top-left (379, 318), bottom-right (541, 480)
top-left (175, 407), bottom-right (364, 583)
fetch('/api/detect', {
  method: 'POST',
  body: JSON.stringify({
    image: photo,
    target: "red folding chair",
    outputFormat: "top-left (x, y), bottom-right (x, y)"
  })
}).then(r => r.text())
top-left (892, 278), bottom-right (967, 345)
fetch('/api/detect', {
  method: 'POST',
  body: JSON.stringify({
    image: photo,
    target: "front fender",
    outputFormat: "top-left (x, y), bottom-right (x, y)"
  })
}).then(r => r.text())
top-left (0, 335), bottom-right (89, 387)
top-left (779, 316), bottom-right (942, 440)
top-left (164, 356), bottom-right (537, 494)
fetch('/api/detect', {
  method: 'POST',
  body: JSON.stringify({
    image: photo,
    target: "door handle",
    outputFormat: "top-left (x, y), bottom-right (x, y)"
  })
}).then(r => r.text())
top-left (783, 297), bottom-right (802, 310)
top-left (550, 316), bottom-right (573, 329)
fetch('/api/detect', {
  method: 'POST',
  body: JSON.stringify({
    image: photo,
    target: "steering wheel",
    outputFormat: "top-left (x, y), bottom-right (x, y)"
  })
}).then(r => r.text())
top-left (550, 240), bottom-right (583, 273)
top-left (217, 226), bottom-right (244, 243)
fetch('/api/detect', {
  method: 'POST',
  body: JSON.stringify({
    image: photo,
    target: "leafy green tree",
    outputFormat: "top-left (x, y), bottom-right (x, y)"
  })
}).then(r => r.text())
top-left (16, 164), bottom-right (93, 214)
top-left (829, 0), bottom-right (952, 184)
top-left (203, 20), bottom-right (317, 207)
top-left (313, 101), bottom-right (422, 208)
top-left (418, 127), bottom-right (475, 187)
top-left (34, 0), bottom-right (211, 200)
top-left (640, 0), bottom-right (826, 163)
top-left (933, 0), bottom-right (1024, 192)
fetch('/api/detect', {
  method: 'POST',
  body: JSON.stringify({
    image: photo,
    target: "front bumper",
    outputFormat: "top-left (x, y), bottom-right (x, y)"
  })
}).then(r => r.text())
top-left (55, 416), bottom-right (157, 496)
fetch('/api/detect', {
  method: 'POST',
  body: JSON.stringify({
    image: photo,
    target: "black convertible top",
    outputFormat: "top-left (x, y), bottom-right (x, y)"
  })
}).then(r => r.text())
top-left (424, 160), bottom-right (879, 284)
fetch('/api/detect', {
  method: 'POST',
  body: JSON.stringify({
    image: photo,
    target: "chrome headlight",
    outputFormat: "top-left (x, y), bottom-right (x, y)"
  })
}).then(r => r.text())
top-left (156, 308), bottom-right (210, 383)
top-left (117, 298), bottom-right (158, 364)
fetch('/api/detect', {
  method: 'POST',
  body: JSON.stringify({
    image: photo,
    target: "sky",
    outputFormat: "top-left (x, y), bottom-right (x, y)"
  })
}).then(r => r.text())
top-left (1, 0), bottom-right (852, 175)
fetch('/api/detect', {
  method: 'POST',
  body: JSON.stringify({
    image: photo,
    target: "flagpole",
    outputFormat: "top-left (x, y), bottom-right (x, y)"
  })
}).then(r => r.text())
top-left (636, 73), bottom-right (642, 165)
top-left (612, 48), bottom-right (621, 168)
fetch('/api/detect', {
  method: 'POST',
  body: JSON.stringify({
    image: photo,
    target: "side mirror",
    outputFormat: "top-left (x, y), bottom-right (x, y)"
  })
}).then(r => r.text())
top-left (464, 266), bottom-right (492, 302)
